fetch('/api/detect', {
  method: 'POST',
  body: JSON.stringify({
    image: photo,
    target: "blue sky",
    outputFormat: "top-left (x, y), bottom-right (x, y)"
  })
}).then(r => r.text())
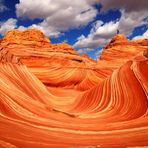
top-left (0, 0), bottom-right (148, 59)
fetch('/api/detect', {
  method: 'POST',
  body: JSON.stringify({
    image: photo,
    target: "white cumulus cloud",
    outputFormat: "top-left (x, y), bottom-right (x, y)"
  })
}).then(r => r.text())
top-left (0, 18), bottom-right (17, 35)
top-left (77, 48), bottom-right (95, 54)
top-left (74, 20), bottom-right (118, 49)
top-left (74, 8), bottom-right (148, 49)
top-left (15, 0), bottom-right (98, 37)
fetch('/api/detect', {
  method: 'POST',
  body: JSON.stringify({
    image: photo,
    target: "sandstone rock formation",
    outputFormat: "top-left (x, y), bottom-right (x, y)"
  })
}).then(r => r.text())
top-left (0, 29), bottom-right (99, 90)
top-left (96, 34), bottom-right (148, 79)
top-left (144, 49), bottom-right (148, 58)
top-left (0, 29), bottom-right (148, 147)
top-left (132, 38), bottom-right (148, 46)
top-left (100, 34), bottom-right (148, 61)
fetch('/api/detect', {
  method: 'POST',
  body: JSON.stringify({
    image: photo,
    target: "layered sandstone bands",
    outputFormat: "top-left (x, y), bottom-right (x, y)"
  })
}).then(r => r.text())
top-left (96, 34), bottom-right (148, 79)
top-left (100, 34), bottom-right (148, 61)
top-left (0, 29), bottom-right (148, 147)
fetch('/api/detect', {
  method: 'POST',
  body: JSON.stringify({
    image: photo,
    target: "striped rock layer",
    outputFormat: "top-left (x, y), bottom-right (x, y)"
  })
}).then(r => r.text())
top-left (0, 29), bottom-right (148, 147)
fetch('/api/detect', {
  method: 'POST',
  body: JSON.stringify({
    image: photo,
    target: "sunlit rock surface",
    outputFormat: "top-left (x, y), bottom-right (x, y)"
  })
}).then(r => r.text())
top-left (0, 29), bottom-right (148, 147)
top-left (96, 34), bottom-right (148, 79)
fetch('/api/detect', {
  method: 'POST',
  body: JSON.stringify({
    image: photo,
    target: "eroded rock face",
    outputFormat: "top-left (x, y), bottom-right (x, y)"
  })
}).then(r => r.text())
top-left (0, 29), bottom-right (148, 147)
top-left (2, 29), bottom-right (51, 46)
top-left (1, 29), bottom-right (78, 54)
top-left (132, 39), bottom-right (148, 46)
top-left (143, 49), bottom-right (148, 58)
top-left (100, 34), bottom-right (147, 61)
top-left (96, 34), bottom-right (148, 80)
top-left (0, 29), bottom-right (97, 90)
top-left (0, 29), bottom-right (96, 64)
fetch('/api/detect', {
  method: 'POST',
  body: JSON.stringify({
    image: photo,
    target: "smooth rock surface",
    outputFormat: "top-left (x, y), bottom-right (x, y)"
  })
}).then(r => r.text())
top-left (0, 29), bottom-right (148, 147)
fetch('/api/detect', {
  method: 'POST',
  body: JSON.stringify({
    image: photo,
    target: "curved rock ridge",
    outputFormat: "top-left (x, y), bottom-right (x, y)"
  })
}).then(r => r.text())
top-left (96, 34), bottom-right (148, 79)
top-left (2, 28), bottom-right (51, 46)
top-left (100, 34), bottom-right (148, 61)
top-left (0, 29), bottom-right (101, 91)
top-left (1, 29), bottom-right (78, 55)
top-left (0, 29), bottom-right (148, 147)
top-left (80, 53), bottom-right (96, 62)
top-left (0, 51), bottom-right (147, 147)
top-left (133, 39), bottom-right (148, 46)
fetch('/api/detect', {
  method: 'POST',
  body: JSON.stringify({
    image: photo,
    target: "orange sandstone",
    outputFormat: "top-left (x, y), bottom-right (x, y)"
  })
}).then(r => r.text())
top-left (0, 29), bottom-right (147, 147)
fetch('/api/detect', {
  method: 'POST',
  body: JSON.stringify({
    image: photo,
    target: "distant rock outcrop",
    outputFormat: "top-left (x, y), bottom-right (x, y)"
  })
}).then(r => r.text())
top-left (2, 29), bottom-right (51, 46)
top-left (1, 29), bottom-right (78, 55)
top-left (0, 29), bottom-right (97, 90)
top-left (100, 34), bottom-right (147, 61)
top-left (80, 53), bottom-right (96, 62)
top-left (95, 34), bottom-right (148, 79)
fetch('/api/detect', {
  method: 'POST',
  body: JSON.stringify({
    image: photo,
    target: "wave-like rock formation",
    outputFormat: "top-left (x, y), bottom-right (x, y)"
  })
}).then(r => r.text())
top-left (96, 34), bottom-right (148, 79)
top-left (0, 29), bottom-right (148, 147)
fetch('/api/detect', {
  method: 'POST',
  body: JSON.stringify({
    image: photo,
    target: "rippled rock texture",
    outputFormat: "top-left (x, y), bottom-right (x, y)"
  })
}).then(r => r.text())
top-left (0, 29), bottom-right (148, 147)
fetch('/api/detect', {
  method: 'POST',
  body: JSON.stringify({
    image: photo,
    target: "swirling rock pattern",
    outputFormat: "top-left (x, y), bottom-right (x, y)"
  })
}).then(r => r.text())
top-left (0, 29), bottom-right (148, 147)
